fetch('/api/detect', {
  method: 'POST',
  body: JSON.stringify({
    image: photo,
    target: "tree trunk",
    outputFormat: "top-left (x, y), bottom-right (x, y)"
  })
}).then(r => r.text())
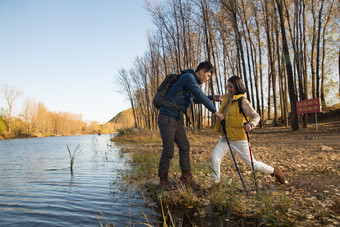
top-left (315, 0), bottom-right (325, 98)
top-left (264, 1), bottom-right (273, 121)
top-left (320, 0), bottom-right (334, 107)
top-left (311, 0), bottom-right (317, 98)
top-left (302, 0), bottom-right (308, 128)
top-left (276, 0), bottom-right (299, 131)
top-left (254, 3), bottom-right (264, 127)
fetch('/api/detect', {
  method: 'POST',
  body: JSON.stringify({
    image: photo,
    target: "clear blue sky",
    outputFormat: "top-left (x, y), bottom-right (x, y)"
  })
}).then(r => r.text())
top-left (0, 0), bottom-right (153, 124)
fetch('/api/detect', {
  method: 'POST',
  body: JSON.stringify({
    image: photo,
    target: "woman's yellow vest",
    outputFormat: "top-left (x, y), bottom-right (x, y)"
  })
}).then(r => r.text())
top-left (214, 94), bottom-right (249, 140)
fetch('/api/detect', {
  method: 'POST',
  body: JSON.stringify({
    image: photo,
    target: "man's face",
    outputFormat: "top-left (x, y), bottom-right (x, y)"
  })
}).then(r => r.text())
top-left (197, 70), bottom-right (212, 84)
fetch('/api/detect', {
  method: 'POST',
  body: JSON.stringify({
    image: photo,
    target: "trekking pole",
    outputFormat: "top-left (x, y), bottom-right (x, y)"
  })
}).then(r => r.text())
top-left (244, 123), bottom-right (258, 192)
top-left (221, 120), bottom-right (248, 195)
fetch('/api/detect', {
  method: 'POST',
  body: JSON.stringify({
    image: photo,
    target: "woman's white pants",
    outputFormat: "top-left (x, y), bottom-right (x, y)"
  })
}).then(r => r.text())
top-left (211, 137), bottom-right (274, 184)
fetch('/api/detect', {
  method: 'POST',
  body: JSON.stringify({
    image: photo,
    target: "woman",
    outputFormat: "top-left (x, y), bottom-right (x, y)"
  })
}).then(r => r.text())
top-left (211, 76), bottom-right (285, 188)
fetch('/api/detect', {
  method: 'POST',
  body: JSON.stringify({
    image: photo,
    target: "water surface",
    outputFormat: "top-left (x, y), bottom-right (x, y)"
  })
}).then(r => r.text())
top-left (0, 135), bottom-right (158, 226)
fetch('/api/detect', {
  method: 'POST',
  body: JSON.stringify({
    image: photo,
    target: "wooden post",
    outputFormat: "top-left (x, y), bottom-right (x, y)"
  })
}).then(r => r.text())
top-left (315, 112), bottom-right (318, 131)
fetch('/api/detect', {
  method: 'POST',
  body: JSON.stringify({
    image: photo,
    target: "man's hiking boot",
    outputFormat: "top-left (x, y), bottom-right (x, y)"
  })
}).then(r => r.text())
top-left (160, 173), bottom-right (175, 191)
top-left (179, 171), bottom-right (201, 190)
top-left (272, 167), bottom-right (285, 184)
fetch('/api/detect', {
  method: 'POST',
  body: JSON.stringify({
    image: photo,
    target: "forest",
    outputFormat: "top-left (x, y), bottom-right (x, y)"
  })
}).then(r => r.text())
top-left (0, 84), bottom-right (115, 139)
top-left (116, 0), bottom-right (339, 131)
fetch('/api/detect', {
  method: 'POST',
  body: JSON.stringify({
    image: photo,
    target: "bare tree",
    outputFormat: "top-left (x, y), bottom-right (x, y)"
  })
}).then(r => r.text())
top-left (115, 69), bottom-right (138, 128)
top-left (320, 0), bottom-right (335, 106)
top-left (1, 84), bottom-right (22, 134)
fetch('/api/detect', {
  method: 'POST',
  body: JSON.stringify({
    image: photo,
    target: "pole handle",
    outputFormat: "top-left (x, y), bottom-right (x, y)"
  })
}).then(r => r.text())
top-left (221, 120), bottom-right (227, 135)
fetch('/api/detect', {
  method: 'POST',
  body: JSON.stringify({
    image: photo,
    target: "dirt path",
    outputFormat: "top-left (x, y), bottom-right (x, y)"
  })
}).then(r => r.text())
top-left (185, 121), bottom-right (340, 225)
top-left (240, 121), bottom-right (340, 225)
top-left (250, 122), bottom-right (340, 193)
top-left (251, 121), bottom-right (340, 150)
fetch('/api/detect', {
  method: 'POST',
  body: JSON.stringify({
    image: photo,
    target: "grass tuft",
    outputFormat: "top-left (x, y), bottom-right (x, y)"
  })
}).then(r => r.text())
top-left (67, 144), bottom-right (82, 175)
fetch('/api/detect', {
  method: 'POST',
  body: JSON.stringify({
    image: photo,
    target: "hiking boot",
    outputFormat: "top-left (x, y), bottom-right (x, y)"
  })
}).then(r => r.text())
top-left (179, 171), bottom-right (201, 190)
top-left (272, 167), bottom-right (285, 184)
top-left (160, 173), bottom-right (175, 190)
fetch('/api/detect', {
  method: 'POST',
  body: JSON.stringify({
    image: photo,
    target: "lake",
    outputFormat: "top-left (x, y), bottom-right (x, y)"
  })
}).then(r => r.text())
top-left (0, 134), bottom-right (159, 226)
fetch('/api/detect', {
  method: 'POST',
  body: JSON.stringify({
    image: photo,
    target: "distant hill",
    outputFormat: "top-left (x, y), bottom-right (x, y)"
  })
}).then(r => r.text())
top-left (108, 108), bottom-right (135, 129)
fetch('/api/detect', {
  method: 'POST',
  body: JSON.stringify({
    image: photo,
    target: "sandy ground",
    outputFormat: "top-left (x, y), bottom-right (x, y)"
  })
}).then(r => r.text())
top-left (186, 120), bottom-right (340, 226)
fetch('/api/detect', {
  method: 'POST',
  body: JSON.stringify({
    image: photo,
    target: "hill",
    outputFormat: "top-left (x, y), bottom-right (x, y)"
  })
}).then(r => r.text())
top-left (108, 108), bottom-right (135, 129)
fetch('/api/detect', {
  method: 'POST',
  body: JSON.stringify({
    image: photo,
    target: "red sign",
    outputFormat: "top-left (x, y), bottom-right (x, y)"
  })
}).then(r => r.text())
top-left (296, 98), bottom-right (321, 114)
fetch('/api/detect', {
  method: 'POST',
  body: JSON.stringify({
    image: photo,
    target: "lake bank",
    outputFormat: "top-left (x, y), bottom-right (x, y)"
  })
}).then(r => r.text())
top-left (0, 132), bottom-right (108, 140)
top-left (113, 122), bottom-right (340, 226)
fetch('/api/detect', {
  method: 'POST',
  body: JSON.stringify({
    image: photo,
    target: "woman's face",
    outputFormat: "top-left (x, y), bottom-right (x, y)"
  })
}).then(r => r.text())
top-left (227, 81), bottom-right (236, 96)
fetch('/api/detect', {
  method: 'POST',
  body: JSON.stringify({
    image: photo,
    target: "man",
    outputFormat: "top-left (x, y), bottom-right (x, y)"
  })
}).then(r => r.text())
top-left (158, 61), bottom-right (224, 190)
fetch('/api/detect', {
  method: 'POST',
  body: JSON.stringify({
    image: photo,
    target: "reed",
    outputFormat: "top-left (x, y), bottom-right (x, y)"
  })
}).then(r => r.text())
top-left (67, 144), bottom-right (82, 175)
top-left (91, 136), bottom-right (99, 153)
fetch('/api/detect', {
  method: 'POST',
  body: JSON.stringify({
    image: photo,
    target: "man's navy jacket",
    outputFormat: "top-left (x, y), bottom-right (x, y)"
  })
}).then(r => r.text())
top-left (159, 69), bottom-right (217, 120)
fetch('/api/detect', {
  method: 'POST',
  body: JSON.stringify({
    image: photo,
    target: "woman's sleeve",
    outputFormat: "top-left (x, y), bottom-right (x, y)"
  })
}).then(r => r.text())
top-left (242, 99), bottom-right (260, 128)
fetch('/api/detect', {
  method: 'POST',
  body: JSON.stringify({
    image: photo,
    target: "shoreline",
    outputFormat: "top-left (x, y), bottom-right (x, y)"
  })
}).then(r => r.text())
top-left (0, 132), bottom-right (110, 140)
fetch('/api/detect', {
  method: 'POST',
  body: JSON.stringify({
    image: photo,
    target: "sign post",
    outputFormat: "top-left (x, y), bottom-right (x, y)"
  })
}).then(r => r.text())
top-left (296, 98), bottom-right (322, 131)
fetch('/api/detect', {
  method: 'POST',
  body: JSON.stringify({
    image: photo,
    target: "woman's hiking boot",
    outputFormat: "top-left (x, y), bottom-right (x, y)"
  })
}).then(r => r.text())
top-left (272, 167), bottom-right (285, 184)
top-left (179, 171), bottom-right (201, 190)
top-left (160, 173), bottom-right (175, 191)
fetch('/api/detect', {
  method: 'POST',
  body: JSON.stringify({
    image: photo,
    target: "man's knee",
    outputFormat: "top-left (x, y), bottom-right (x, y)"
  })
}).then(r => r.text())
top-left (161, 149), bottom-right (174, 160)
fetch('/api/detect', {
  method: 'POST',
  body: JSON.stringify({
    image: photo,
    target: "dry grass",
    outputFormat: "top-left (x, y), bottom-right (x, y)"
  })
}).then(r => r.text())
top-left (112, 121), bottom-right (340, 226)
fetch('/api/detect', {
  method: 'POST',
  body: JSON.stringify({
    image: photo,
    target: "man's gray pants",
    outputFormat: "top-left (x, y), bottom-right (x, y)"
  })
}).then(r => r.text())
top-left (158, 112), bottom-right (190, 177)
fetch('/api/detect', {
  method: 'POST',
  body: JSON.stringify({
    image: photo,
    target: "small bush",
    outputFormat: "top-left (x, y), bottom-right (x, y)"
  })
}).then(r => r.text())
top-left (116, 128), bottom-right (155, 137)
top-left (117, 128), bottom-right (136, 136)
top-left (112, 128), bottom-right (161, 145)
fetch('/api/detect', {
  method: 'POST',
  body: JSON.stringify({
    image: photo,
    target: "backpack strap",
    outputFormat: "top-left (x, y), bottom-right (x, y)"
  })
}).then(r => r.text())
top-left (170, 102), bottom-right (191, 125)
top-left (233, 97), bottom-right (249, 123)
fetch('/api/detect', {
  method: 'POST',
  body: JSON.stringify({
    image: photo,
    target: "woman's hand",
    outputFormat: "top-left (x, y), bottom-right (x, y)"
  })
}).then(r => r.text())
top-left (243, 123), bottom-right (252, 132)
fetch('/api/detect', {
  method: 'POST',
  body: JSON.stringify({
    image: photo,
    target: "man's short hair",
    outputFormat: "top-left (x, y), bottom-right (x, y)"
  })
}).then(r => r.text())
top-left (195, 61), bottom-right (214, 74)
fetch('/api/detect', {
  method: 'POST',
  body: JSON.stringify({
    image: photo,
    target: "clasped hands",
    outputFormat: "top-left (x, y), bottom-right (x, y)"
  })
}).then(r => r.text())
top-left (212, 94), bottom-right (224, 121)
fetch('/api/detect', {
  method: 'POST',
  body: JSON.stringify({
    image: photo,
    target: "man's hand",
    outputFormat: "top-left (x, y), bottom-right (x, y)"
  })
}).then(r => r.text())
top-left (214, 112), bottom-right (224, 121)
top-left (213, 94), bottom-right (223, 102)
